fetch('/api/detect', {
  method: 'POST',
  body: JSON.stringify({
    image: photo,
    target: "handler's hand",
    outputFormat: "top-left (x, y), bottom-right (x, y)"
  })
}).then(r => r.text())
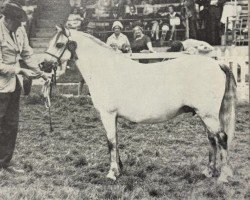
top-left (41, 73), bottom-right (51, 81)
top-left (19, 68), bottom-right (40, 79)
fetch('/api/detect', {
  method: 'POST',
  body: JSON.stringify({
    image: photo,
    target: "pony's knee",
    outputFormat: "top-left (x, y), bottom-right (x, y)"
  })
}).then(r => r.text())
top-left (107, 140), bottom-right (114, 153)
top-left (208, 134), bottom-right (217, 147)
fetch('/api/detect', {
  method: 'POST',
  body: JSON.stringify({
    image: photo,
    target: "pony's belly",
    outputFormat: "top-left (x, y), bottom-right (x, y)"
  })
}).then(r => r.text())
top-left (118, 107), bottom-right (180, 124)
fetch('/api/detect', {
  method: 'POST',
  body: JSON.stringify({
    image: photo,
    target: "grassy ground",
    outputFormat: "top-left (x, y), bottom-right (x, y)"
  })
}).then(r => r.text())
top-left (0, 86), bottom-right (249, 200)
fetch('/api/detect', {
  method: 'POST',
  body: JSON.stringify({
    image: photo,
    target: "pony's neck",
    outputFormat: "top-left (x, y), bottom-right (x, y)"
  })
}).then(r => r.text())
top-left (71, 30), bottom-right (131, 81)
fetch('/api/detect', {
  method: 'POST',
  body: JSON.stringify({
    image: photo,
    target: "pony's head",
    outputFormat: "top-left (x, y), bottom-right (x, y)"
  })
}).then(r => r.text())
top-left (40, 25), bottom-right (78, 73)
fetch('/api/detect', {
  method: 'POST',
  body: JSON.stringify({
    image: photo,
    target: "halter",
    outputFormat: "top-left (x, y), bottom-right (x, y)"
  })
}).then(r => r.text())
top-left (41, 27), bottom-right (78, 132)
top-left (45, 30), bottom-right (78, 67)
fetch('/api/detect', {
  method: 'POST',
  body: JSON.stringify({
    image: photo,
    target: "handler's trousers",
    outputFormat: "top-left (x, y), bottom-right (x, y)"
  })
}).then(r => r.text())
top-left (0, 81), bottom-right (21, 168)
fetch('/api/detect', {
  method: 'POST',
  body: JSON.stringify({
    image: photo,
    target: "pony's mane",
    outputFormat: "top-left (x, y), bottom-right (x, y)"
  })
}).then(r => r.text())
top-left (84, 33), bottom-right (115, 51)
top-left (71, 30), bottom-right (114, 51)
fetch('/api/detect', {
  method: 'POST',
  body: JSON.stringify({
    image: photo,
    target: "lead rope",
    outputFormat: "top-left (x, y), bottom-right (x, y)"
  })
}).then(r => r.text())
top-left (41, 67), bottom-right (57, 132)
top-left (41, 79), bottom-right (53, 132)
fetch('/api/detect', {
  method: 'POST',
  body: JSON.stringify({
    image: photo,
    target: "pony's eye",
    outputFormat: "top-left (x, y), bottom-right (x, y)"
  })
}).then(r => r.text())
top-left (56, 43), bottom-right (64, 48)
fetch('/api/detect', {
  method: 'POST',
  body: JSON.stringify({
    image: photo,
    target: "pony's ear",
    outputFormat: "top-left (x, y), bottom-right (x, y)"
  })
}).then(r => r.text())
top-left (55, 25), bottom-right (62, 33)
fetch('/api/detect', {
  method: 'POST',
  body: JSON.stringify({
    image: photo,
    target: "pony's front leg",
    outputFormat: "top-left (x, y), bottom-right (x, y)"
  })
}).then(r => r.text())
top-left (100, 111), bottom-right (121, 180)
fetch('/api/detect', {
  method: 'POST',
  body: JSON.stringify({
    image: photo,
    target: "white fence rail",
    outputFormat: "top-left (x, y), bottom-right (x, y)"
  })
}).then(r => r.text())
top-left (222, 57), bottom-right (249, 103)
top-left (216, 46), bottom-right (249, 103)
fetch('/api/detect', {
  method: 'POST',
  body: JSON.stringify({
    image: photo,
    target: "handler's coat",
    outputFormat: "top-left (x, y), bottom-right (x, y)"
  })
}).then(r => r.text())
top-left (0, 17), bottom-right (37, 92)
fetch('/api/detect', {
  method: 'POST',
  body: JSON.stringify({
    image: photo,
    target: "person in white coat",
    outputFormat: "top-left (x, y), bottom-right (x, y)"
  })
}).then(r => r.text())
top-left (0, 1), bottom-right (48, 173)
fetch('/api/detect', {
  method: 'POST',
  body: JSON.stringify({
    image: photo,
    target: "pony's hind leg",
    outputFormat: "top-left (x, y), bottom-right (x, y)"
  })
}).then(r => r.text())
top-left (200, 115), bottom-right (232, 182)
top-left (100, 111), bottom-right (121, 180)
top-left (200, 116), bottom-right (221, 178)
top-left (202, 132), bottom-right (219, 178)
top-left (216, 132), bottom-right (233, 183)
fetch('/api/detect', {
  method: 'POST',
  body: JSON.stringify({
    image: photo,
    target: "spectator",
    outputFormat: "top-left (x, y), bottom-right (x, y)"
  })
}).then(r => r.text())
top-left (181, 0), bottom-right (197, 39)
top-left (106, 21), bottom-right (130, 53)
top-left (85, 22), bottom-right (96, 35)
top-left (96, 0), bottom-right (114, 18)
top-left (196, 0), bottom-right (209, 40)
top-left (166, 5), bottom-right (181, 41)
top-left (131, 25), bottom-right (155, 63)
top-left (167, 39), bottom-right (214, 54)
top-left (206, 0), bottom-right (226, 45)
top-left (143, 0), bottom-right (154, 16)
top-left (109, 6), bottom-right (119, 19)
top-left (66, 7), bottom-right (83, 29)
top-left (124, 0), bottom-right (136, 15)
top-left (124, 5), bottom-right (140, 29)
top-left (80, 6), bottom-right (94, 31)
top-left (70, 0), bottom-right (82, 11)
top-left (116, 0), bottom-right (126, 18)
top-left (146, 6), bottom-right (161, 41)
top-left (131, 25), bottom-right (155, 53)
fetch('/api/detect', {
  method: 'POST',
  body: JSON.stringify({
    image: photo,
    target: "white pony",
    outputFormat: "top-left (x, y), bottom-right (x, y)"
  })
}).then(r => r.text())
top-left (44, 26), bottom-right (236, 183)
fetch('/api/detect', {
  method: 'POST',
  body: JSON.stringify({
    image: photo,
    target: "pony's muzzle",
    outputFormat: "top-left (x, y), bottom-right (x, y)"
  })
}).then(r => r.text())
top-left (39, 61), bottom-right (58, 73)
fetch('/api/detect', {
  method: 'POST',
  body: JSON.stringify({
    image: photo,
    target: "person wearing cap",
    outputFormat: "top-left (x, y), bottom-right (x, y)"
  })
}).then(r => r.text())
top-left (0, 1), bottom-right (49, 172)
top-left (106, 21), bottom-right (130, 53)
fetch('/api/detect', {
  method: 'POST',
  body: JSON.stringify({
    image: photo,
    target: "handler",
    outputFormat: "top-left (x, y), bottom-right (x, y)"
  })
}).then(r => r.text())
top-left (0, 1), bottom-right (48, 172)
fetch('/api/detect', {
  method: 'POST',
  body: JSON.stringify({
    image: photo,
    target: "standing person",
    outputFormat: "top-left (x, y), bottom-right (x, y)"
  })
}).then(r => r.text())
top-left (181, 0), bottom-right (197, 39)
top-left (0, 1), bottom-right (49, 172)
top-left (206, 0), bottom-right (226, 45)
top-left (106, 21), bottom-right (130, 53)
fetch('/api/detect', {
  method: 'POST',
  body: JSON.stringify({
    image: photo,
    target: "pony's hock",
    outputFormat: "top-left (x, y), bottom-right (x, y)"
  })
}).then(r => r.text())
top-left (44, 26), bottom-right (237, 183)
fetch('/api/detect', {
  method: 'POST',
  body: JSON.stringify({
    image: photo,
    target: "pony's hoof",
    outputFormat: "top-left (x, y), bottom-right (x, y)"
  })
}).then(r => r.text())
top-left (217, 176), bottom-right (228, 183)
top-left (106, 171), bottom-right (117, 181)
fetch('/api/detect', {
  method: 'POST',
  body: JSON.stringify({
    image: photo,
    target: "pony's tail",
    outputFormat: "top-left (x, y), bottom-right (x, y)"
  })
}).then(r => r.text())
top-left (219, 64), bottom-right (237, 149)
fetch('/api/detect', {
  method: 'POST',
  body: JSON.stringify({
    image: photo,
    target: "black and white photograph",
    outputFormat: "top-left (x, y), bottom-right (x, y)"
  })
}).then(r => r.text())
top-left (0, 0), bottom-right (249, 199)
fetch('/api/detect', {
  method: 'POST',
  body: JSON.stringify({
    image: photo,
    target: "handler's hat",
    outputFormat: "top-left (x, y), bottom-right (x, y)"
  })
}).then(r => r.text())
top-left (112, 21), bottom-right (123, 30)
top-left (1, 0), bottom-right (27, 22)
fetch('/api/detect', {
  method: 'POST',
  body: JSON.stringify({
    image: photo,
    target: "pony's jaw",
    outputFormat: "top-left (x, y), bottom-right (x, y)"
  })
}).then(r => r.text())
top-left (60, 51), bottom-right (71, 63)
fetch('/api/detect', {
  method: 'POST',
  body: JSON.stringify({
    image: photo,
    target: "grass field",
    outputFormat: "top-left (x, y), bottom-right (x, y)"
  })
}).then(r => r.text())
top-left (0, 87), bottom-right (249, 200)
